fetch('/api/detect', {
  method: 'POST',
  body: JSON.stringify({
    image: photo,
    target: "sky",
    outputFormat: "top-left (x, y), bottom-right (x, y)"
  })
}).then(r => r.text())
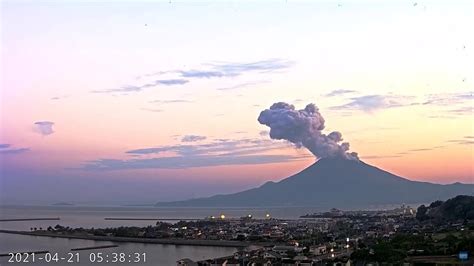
top-left (0, 0), bottom-right (473, 205)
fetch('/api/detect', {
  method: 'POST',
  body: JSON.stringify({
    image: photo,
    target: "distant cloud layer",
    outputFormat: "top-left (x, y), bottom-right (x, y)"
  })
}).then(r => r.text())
top-left (34, 121), bottom-right (55, 136)
top-left (176, 59), bottom-right (294, 79)
top-left (217, 80), bottom-right (270, 91)
top-left (0, 143), bottom-right (30, 154)
top-left (331, 94), bottom-right (415, 112)
top-left (82, 154), bottom-right (299, 171)
top-left (94, 58), bottom-right (293, 95)
top-left (447, 136), bottom-right (474, 145)
top-left (93, 79), bottom-right (189, 93)
top-left (422, 92), bottom-right (473, 106)
top-left (179, 70), bottom-right (229, 78)
top-left (150, 99), bottom-right (193, 104)
top-left (329, 91), bottom-right (473, 115)
top-left (209, 59), bottom-right (293, 75)
top-left (181, 135), bottom-right (207, 142)
top-left (81, 137), bottom-right (303, 171)
top-left (125, 138), bottom-right (287, 156)
top-left (324, 89), bottom-right (357, 97)
top-left (363, 135), bottom-right (474, 160)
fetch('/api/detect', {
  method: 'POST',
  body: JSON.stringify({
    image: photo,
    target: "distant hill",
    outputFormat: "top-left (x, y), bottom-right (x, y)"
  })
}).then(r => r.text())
top-left (156, 158), bottom-right (474, 209)
top-left (416, 195), bottom-right (474, 221)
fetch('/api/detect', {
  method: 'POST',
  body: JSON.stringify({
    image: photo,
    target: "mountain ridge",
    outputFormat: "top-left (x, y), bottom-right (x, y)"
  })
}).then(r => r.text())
top-left (156, 158), bottom-right (473, 208)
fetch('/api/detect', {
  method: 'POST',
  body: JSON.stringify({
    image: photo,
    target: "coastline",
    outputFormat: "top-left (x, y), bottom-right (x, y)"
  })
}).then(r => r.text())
top-left (0, 229), bottom-right (254, 248)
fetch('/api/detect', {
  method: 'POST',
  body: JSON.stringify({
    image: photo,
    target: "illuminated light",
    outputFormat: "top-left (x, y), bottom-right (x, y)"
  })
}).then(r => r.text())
top-left (330, 248), bottom-right (334, 252)
top-left (346, 244), bottom-right (350, 248)
top-left (265, 213), bottom-right (271, 218)
top-left (346, 237), bottom-right (350, 242)
top-left (331, 253), bottom-right (335, 258)
top-left (210, 216), bottom-right (215, 219)
top-left (220, 214), bottom-right (226, 219)
top-left (248, 214), bottom-right (252, 218)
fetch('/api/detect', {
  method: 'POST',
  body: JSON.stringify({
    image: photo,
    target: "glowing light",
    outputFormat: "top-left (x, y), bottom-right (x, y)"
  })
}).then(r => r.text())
top-left (265, 213), bottom-right (271, 218)
top-left (248, 214), bottom-right (252, 218)
top-left (346, 237), bottom-right (350, 242)
top-left (331, 253), bottom-right (335, 258)
top-left (220, 214), bottom-right (226, 219)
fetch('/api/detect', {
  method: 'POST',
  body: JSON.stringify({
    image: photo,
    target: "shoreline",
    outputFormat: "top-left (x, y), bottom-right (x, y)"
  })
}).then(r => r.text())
top-left (0, 218), bottom-right (60, 222)
top-left (0, 230), bottom-right (255, 248)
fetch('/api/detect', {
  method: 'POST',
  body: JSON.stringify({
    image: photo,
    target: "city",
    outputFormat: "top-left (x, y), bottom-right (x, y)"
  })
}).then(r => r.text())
top-left (3, 195), bottom-right (470, 265)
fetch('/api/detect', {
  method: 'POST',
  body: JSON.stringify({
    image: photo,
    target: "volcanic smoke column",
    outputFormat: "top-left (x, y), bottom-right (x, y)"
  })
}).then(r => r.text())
top-left (258, 102), bottom-right (358, 160)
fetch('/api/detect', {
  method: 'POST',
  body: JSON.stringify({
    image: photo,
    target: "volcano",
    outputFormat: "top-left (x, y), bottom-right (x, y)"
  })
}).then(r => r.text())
top-left (156, 158), bottom-right (473, 208)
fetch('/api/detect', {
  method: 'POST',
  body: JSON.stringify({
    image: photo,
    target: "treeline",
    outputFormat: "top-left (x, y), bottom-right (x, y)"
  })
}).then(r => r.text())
top-left (416, 195), bottom-right (474, 221)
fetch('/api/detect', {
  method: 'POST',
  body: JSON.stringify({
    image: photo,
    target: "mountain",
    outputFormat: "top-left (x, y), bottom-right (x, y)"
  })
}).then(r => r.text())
top-left (156, 158), bottom-right (474, 208)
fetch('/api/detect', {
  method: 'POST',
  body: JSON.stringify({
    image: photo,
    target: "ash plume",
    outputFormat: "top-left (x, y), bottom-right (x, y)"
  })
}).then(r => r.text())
top-left (258, 102), bottom-right (358, 160)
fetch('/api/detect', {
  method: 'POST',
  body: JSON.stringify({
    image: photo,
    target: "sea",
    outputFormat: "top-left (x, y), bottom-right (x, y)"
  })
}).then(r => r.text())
top-left (0, 205), bottom-right (320, 266)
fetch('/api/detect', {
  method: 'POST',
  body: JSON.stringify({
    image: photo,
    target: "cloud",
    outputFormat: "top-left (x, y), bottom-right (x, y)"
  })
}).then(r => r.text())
top-left (217, 80), bottom-right (270, 91)
top-left (181, 135), bottom-right (207, 142)
top-left (141, 108), bottom-right (163, 113)
top-left (156, 79), bottom-right (189, 86)
top-left (143, 59), bottom-right (293, 79)
top-left (81, 154), bottom-right (300, 171)
top-left (399, 145), bottom-right (447, 155)
top-left (360, 155), bottom-right (402, 159)
top-left (447, 136), bottom-right (474, 145)
top-left (0, 144), bottom-right (30, 154)
top-left (210, 59), bottom-right (294, 75)
top-left (422, 91), bottom-right (473, 106)
top-left (150, 99), bottom-right (193, 104)
top-left (125, 138), bottom-right (287, 156)
top-left (50, 95), bottom-right (69, 100)
top-left (447, 106), bottom-right (472, 116)
top-left (80, 137), bottom-right (302, 171)
top-left (364, 144), bottom-right (451, 159)
top-left (408, 148), bottom-right (434, 152)
top-left (34, 121), bottom-right (54, 135)
top-left (331, 94), bottom-right (416, 112)
top-left (92, 79), bottom-right (189, 93)
top-left (417, 92), bottom-right (473, 117)
top-left (0, 148), bottom-right (30, 154)
top-left (324, 89), bottom-right (357, 97)
top-left (179, 70), bottom-right (230, 78)
top-left (94, 58), bottom-right (293, 95)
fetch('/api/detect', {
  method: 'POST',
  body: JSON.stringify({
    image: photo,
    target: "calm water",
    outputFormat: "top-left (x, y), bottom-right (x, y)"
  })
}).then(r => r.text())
top-left (0, 205), bottom-right (319, 231)
top-left (0, 205), bottom-right (316, 266)
top-left (0, 233), bottom-right (237, 265)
